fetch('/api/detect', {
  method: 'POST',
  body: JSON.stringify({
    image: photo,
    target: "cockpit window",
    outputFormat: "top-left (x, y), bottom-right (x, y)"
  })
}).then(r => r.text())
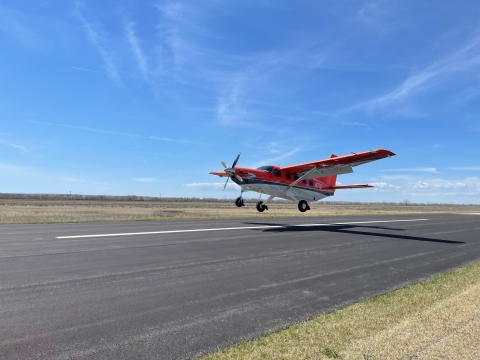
top-left (256, 165), bottom-right (273, 173)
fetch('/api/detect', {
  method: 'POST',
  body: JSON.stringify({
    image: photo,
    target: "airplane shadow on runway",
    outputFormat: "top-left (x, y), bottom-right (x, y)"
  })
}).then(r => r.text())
top-left (243, 222), bottom-right (464, 245)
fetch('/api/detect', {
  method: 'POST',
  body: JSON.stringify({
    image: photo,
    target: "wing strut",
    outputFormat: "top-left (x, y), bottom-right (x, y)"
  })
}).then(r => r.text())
top-left (285, 167), bottom-right (318, 191)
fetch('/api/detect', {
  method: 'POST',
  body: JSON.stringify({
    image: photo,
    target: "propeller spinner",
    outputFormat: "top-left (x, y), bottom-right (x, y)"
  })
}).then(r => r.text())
top-left (222, 152), bottom-right (241, 190)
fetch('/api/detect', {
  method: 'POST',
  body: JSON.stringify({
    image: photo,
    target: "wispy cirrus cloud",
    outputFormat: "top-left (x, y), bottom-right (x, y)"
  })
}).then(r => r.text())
top-left (216, 76), bottom-right (252, 126)
top-left (154, 0), bottom-right (218, 77)
top-left (30, 121), bottom-right (211, 145)
top-left (125, 22), bottom-right (149, 81)
top-left (72, 66), bottom-right (105, 75)
top-left (151, 1), bottom-right (331, 129)
top-left (356, 2), bottom-right (387, 27)
top-left (250, 148), bottom-right (301, 168)
top-left (0, 6), bottom-right (40, 49)
top-left (73, 1), bottom-right (120, 83)
top-left (342, 121), bottom-right (371, 129)
top-left (339, 29), bottom-right (480, 114)
top-left (31, 121), bottom-right (140, 137)
top-left (0, 141), bottom-right (27, 152)
top-left (380, 167), bottom-right (437, 173)
top-left (148, 136), bottom-right (212, 146)
top-left (214, 42), bottom-right (332, 128)
top-left (449, 166), bottom-right (480, 171)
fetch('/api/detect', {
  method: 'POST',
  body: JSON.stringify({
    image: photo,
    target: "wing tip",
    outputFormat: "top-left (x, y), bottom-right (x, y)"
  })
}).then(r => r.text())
top-left (375, 148), bottom-right (396, 157)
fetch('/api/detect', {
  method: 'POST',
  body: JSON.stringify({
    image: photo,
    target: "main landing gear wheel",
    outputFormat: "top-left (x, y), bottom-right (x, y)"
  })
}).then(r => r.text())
top-left (235, 196), bottom-right (244, 207)
top-left (298, 200), bottom-right (310, 212)
top-left (256, 201), bottom-right (267, 212)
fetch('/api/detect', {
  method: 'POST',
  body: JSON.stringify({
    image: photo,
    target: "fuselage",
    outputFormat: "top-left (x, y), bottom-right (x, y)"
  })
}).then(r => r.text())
top-left (230, 166), bottom-right (334, 202)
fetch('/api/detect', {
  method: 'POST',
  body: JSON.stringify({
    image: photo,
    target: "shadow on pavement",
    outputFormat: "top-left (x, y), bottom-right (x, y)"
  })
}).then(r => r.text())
top-left (242, 222), bottom-right (464, 245)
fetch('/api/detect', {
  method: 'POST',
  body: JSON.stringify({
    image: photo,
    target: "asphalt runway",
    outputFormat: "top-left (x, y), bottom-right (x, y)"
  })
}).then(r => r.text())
top-left (1, 214), bottom-right (480, 359)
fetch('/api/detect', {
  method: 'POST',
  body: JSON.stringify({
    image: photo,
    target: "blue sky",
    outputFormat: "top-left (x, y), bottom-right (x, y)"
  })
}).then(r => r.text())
top-left (1, 1), bottom-right (479, 203)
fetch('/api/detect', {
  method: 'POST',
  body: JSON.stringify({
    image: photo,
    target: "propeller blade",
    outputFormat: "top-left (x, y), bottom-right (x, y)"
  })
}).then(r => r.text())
top-left (231, 152), bottom-right (241, 168)
top-left (221, 161), bottom-right (228, 168)
top-left (223, 177), bottom-right (229, 190)
top-left (234, 174), bottom-right (243, 182)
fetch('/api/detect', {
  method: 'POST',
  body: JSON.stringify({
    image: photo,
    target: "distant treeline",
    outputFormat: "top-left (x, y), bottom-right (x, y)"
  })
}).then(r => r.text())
top-left (0, 193), bottom-right (273, 203)
top-left (0, 193), bottom-right (476, 206)
top-left (0, 193), bottom-right (211, 202)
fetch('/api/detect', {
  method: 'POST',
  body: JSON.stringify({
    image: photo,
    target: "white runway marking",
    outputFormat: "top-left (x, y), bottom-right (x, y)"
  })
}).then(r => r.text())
top-left (56, 219), bottom-right (429, 239)
top-left (461, 213), bottom-right (480, 215)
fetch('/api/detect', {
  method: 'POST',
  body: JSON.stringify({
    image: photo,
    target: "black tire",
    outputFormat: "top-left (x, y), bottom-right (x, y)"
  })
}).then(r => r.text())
top-left (235, 196), bottom-right (244, 207)
top-left (256, 201), bottom-right (265, 212)
top-left (298, 200), bottom-right (308, 212)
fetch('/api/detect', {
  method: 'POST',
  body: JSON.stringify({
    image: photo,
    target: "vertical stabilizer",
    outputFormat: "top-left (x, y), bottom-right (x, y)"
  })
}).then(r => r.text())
top-left (320, 154), bottom-right (338, 187)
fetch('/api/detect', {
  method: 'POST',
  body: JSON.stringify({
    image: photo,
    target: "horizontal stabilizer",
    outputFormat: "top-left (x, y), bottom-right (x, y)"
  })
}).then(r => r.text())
top-left (323, 184), bottom-right (373, 190)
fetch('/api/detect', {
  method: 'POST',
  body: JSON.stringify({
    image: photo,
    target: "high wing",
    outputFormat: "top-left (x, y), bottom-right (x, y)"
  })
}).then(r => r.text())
top-left (280, 148), bottom-right (395, 180)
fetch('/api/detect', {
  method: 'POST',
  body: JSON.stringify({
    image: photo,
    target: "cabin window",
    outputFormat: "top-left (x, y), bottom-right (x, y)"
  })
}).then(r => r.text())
top-left (256, 165), bottom-right (273, 173)
top-left (309, 180), bottom-right (313, 186)
top-left (286, 173), bottom-right (291, 180)
top-left (294, 174), bottom-right (299, 181)
top-left (302, 180), bottom-right (306, 184)
top-left (272, 169), bottom-right (281, 177)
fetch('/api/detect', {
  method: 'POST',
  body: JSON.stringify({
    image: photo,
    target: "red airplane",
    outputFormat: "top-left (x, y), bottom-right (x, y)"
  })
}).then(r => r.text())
top-left (210, 148), bottom-right (395, 212)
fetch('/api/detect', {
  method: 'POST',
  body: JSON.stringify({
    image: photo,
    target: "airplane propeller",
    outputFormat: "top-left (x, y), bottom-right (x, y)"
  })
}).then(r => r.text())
top-left (222, 152), bottom-right (242, 190)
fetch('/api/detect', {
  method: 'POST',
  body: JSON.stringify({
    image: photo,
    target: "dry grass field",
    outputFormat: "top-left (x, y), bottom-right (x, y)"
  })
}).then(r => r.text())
top-left (0, 199), bottom-right (479, 224)
top-left (202, 260), bottom-right (480, 360)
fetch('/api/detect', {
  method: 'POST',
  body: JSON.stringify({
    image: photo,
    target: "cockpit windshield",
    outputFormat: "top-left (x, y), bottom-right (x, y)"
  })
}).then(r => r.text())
top-left (256, 165), bottom-right (274, 173)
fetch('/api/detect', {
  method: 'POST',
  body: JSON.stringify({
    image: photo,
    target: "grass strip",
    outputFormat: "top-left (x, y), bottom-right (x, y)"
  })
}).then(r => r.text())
top-left (200, 260), bottom-right (480, 360)
top-left (1, 201), bottom-right (478, 225)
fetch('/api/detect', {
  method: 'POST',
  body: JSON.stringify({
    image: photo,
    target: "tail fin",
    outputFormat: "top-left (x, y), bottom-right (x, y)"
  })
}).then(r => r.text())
top-left (320, 154), bottom-right (338, 187)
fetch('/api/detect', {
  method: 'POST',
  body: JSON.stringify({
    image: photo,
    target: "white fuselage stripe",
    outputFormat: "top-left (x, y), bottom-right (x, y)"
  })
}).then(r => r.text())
top-left (56, 219), bottom-right (429, 239)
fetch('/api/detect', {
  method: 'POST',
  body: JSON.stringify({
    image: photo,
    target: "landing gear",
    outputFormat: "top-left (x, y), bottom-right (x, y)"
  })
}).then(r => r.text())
top-left (235, 196), bottom-right (244, 207)
top-left (298, 200), bottom-right (310, 212)
top-left (256, 200), bottom-right (268, 212)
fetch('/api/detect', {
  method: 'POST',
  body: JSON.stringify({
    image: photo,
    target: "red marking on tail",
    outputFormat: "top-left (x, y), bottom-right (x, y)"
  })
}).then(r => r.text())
top-left (318, 154), bottom-right (338, 187)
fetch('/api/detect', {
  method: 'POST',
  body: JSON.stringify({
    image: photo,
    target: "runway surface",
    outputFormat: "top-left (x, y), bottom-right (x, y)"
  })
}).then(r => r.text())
top-left (1, 214), bottom-right (479, 359)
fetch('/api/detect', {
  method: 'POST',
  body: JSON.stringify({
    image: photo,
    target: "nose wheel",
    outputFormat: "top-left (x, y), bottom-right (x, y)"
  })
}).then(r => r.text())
top-left (235, 196), bottom-right (244, 207)
top-left (298, 200), bottom-right (310, 212)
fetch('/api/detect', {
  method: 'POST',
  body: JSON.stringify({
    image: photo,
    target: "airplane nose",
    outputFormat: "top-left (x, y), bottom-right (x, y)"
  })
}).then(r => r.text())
top-left (224, 168), bottom-right (235, 175)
